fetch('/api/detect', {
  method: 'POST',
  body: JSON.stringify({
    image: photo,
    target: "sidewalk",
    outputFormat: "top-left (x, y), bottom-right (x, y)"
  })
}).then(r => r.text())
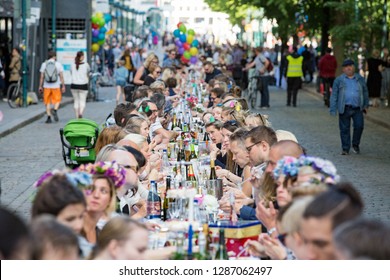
top-left (301, 83), bottom-right (390, 130)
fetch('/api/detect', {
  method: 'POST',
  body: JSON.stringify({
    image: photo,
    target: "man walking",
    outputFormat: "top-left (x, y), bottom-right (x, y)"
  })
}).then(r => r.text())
top-left (285, 47), bottom-right (303, 107)
top-left (330, 59), bottom-right (369, 155)
top-left (39, 51), bottom-right (65, 123)
top-left (244, 47), bottom-right (270, 108)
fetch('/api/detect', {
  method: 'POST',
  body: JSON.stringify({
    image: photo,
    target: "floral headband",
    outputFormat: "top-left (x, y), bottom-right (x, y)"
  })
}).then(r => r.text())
top-left (34, 170), bottom-right (93, 189)
top-left (76, 161), bottom-right (126, 189)
top-left (273, 155), bottom-right (340, 182)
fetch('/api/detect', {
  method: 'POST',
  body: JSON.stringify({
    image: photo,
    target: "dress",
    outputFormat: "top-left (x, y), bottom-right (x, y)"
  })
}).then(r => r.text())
top-left (366, 57), bottom-right (384, 98)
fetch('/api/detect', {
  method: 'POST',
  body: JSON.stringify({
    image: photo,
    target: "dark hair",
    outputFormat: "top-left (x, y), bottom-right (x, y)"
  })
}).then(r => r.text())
top-left (30, 215), bottom-right (79, 260)
top-left (210, 87), bottom-right (224, 98)
top-left (32, 174), bottom-right (86, 218)
top-left (303, 182), bottom-right (363, 229)
top-left (132, 85), bottom-right (149, 103)
top-left (222, 120), bottom-right (242, 133)
top-left (150, 93), bottom-right (166, 109)
top-left (48, 51), bottom-right (56, 59)
top-left (205, 120), bottom-right (223, 129)
top-left (333, 217), bottom-right (390, 260)
top-left (122, 145), bottom-right (147, 169)
top-left (0, 206), bottom-right (31, 259)
top-left (114, 103), bottom-right (136, 127)
top-left (245, 125), bottom-right (277, 147)
top-left (166, 77), bottom-right (177, 88)
top-left (75, 51), bottom-right (84, 70)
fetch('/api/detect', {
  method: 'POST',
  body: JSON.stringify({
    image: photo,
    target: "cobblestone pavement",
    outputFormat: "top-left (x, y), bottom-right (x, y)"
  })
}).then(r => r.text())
top-left (1, 85), bottom-right (389, 223)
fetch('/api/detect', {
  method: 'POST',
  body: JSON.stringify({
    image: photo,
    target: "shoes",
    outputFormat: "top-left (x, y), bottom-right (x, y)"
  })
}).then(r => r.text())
top-left (51, 109), bottom-right (59, 122)
top-left (341, 150), bottom-right (349, 155)
top-left (45, 117), bottom-right (52, 124)
top-left (78, 114), bottom-right (83, 118)
top-left (352, 145), bottom-right (360, 154)
top-left (293, 104), bottom-right (297, 107)
top-left (286, 104), bottom-right (291, 106)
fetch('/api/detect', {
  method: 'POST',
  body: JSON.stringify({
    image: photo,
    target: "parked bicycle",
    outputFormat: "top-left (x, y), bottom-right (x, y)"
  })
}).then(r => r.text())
top-left (7, 78), bottom-right (22, 108)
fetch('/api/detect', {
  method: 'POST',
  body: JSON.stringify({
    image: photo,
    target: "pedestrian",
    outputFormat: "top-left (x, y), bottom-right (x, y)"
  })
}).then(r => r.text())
top-left (243, 46), bottom-right (271, 108)
top-left (70, 51), bottom-right (90, 118)
top-left (365, 49), bottom-right (385, 107)
top-left (120, 48), bottom-right (135, 83)
top-left (330, 59), bottom-right (369, 155)
top-left (318, 47), bottom-right (337, 107)
top-left (39, 51), bottom-right (65, 123)
top-left (8, 47), bottom-right (21, 93)
top-left (285, 47), bottom-right (303, 107)
top-left (114, 60), bottom-right (128, 105)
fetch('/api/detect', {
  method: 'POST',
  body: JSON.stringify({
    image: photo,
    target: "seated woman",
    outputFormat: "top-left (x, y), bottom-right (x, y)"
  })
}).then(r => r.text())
top-left (92, 216), bottom-right (149, 260)
top-left (76, 161), bottom-right (126, 257)
top-left (144, 64), bottom-right (162, 86)
top-left (245, 113), bottom-right (271, 128)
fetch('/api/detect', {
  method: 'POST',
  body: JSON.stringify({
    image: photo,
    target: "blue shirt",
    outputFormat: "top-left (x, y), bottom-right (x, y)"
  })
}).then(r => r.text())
top-left (344, 76), bottom-right (360, 107)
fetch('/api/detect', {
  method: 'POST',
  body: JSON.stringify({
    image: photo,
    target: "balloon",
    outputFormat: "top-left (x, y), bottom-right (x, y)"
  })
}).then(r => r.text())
top-left (104, 14), bottom-right (112, 22)
top-left (183, 51), bottom-right (191, 60)
top-left (181, 56), bottom-right (189, 64)
top-left (92, 36), bottom-right (98, 43)
top-left (153, 35), bottom-right (158, 45)
top-left (191, 39), bottom-right (199, 48)
top-left (98, 18), bottom-right (105, 28)
top-left (92, 23), bottom-right (99, 29)
top-left (98, 33), bottom-right (105, 40)
top-left (95, 12), bottom-right (104, 18)
top-left (177, 22), bottom-right (183, 28)
top-left (98, 39), bottom-right (105, 46)
top-left (179, 33), bottom-right (186, 43)
top-left (179, 24), bottom-right (186, 33)
top-left (92, 29), bottom-right (99, 37)
top-left (190, 56), bottom-right (198, 64)
top-left (91, 15), bottom-right (98, 24)
top-left (173, 29), bottom-right (180, 38)
top-left (91, 43), bottom-right (100, 53)
top-left (175, 39), bottom-right (183, 48)
top-left (106, 29), bottom-right (115, 35)
top-left (189, 47), bottom-right (198, 56)
top-left (100, 26), bottom-right (107, 34)
top-left (187, 29), bottom-right (195, 36)
top-left (152, 31), bottom-right (157, 37)
top-left (183, 42), bottom-right (190, 51)
top-left (186, 35), bottom-right (194, 44)
top-left (178, 47), bottom-right (185, 55)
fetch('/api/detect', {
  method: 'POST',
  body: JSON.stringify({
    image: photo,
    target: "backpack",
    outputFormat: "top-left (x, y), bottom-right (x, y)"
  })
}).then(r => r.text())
top-left (44, 60), bottom-right (58, 83)
top-left (266, 57), bottom-right (274, 72)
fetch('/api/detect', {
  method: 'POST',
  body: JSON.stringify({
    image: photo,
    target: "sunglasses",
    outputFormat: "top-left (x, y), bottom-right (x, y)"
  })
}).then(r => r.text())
top-left (246, 140), bottom-right (263, 152)
top-left (227, 120), bottom-right (238, 126)
top-left (155, 71), bottom-right (161, 74)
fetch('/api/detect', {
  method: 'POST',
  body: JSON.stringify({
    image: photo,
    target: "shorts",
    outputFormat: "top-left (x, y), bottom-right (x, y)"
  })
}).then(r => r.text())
top-left (43, 88), bottom-right (62, 105)
top-left (116, 80), bottom-right (126, 87)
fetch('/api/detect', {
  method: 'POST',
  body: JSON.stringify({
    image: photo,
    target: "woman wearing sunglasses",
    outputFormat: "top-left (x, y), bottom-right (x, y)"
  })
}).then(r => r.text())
top-left (144, 64), bottom-right (162, 86)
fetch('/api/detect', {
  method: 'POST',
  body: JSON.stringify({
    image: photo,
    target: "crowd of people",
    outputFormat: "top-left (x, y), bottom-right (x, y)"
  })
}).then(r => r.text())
top-left (1, 41), bottom-right (390, 261)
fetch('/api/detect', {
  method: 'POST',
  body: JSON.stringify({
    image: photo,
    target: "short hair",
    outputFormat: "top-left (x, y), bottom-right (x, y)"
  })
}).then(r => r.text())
top-left (150, 92), bottom-right (166, 108)
top-left (165, 77), bottom-right (177, 88)
top-left (205, 120), bottom-right (223, 129)
top-left (303, 182), bottom-right (364, 229)
top-left (245, 125), bottom-right (277, 146)
top-left (0, 206), bottom-right (31, 259)
top-left (333, 217), bottom-right (390, 260)
top-left (48, 51), bottom-right (56, 59)
top-left (30, 215), bottom-right (79, 260)
top-left (203, 61), bottom-right (213, 67)
top-left (32, 173), bottom-right (86, 218)
top-left (210, 87), bottom-right (224, 98)
top-left (124, 133), bottom-right (148, 150)
top-left (114, 103), bottom-right (136, 127)
top-left (132, 85), bottom-right (149, 103)
top-left (229, 127), bottom-right (249, 149)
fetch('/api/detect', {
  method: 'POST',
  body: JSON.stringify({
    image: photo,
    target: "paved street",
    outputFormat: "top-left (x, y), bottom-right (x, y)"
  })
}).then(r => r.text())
top-left (0, 84), bottom-right (390, 223)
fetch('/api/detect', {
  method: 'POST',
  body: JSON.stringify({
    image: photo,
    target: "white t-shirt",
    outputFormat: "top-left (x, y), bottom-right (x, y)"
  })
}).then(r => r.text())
top-left (40, 59), bottom-right (64, 88)
top-left (70, 62), bottom-right (90, 85)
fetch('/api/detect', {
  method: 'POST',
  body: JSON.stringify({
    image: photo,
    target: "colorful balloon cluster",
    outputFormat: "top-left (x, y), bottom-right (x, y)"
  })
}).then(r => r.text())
top-left (91, 12), bottom-right (112, 53)
top-left (173, 22), bottom-right (199, 64)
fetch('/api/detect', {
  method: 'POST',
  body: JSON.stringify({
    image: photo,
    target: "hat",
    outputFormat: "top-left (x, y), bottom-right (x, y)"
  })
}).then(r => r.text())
top-left (275, 129), bottom-right (298, 143)
top-left (342, 59), bottom-right (354, 67)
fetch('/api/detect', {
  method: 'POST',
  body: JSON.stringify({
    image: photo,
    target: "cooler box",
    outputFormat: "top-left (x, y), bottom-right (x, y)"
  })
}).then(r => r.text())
top-left (209, 220), bottom-right (262, 258)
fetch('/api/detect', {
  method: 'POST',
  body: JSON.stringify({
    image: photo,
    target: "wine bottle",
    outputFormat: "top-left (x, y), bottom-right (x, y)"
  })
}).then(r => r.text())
top-left (162, 175), bottom-right (172, 221)
top-left (187, 164), bottom-right (197, 188)
top-left (209, 158), bottom-right (217, 180)
top-left (189, 143), bottom-right (197, 160)
top-left (147, 181), bottom-right (161, 220)
top-left (215, 229), bottom-right (229, 260)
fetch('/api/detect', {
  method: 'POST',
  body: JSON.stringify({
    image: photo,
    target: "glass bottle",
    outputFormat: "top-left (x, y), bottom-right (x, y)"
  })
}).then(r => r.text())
top-left (161, 149), bottom-right (171, 175)
top-left (215, 229), bottom-right (228, 260)
top-left (187, 164), bottom-right (197, 189)
top-left (162, 175), bottom-right (172, 221)
top-left (147, 180), bottom-right (161, 220)
top-left (172, 232), bottom-right (185, 260)
top-left (189, 143), bottom-right (197, 160)
top-left (209, 158), bottom-right (217, 180)
top-left (174, 164), bottom-right (182, 189)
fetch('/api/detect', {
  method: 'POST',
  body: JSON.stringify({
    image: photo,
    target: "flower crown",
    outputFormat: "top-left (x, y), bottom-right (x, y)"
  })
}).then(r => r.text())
top-left (34, 170), bottom-right (93, 189)
top-left (273, 155), bottom-right (340, 182)
top-left (76, 161), bottom-right (126, 189)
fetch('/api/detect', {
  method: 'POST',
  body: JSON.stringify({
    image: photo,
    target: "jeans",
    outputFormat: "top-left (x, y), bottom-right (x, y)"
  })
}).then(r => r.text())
top-left (257, 76), bottom-right (270, 107)
top-left (338, 106), bottom-right (364, 152)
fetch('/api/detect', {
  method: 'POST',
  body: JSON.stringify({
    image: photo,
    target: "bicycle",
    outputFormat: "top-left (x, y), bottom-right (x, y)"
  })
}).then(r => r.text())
top-left (7, 78), bottom-right (22, 108)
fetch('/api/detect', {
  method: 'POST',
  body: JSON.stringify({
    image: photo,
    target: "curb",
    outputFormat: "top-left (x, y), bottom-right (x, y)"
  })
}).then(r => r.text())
top-left (301, 86), bottom-right (390, 131)
top-left (0, 99), bottom-right (73, 138)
